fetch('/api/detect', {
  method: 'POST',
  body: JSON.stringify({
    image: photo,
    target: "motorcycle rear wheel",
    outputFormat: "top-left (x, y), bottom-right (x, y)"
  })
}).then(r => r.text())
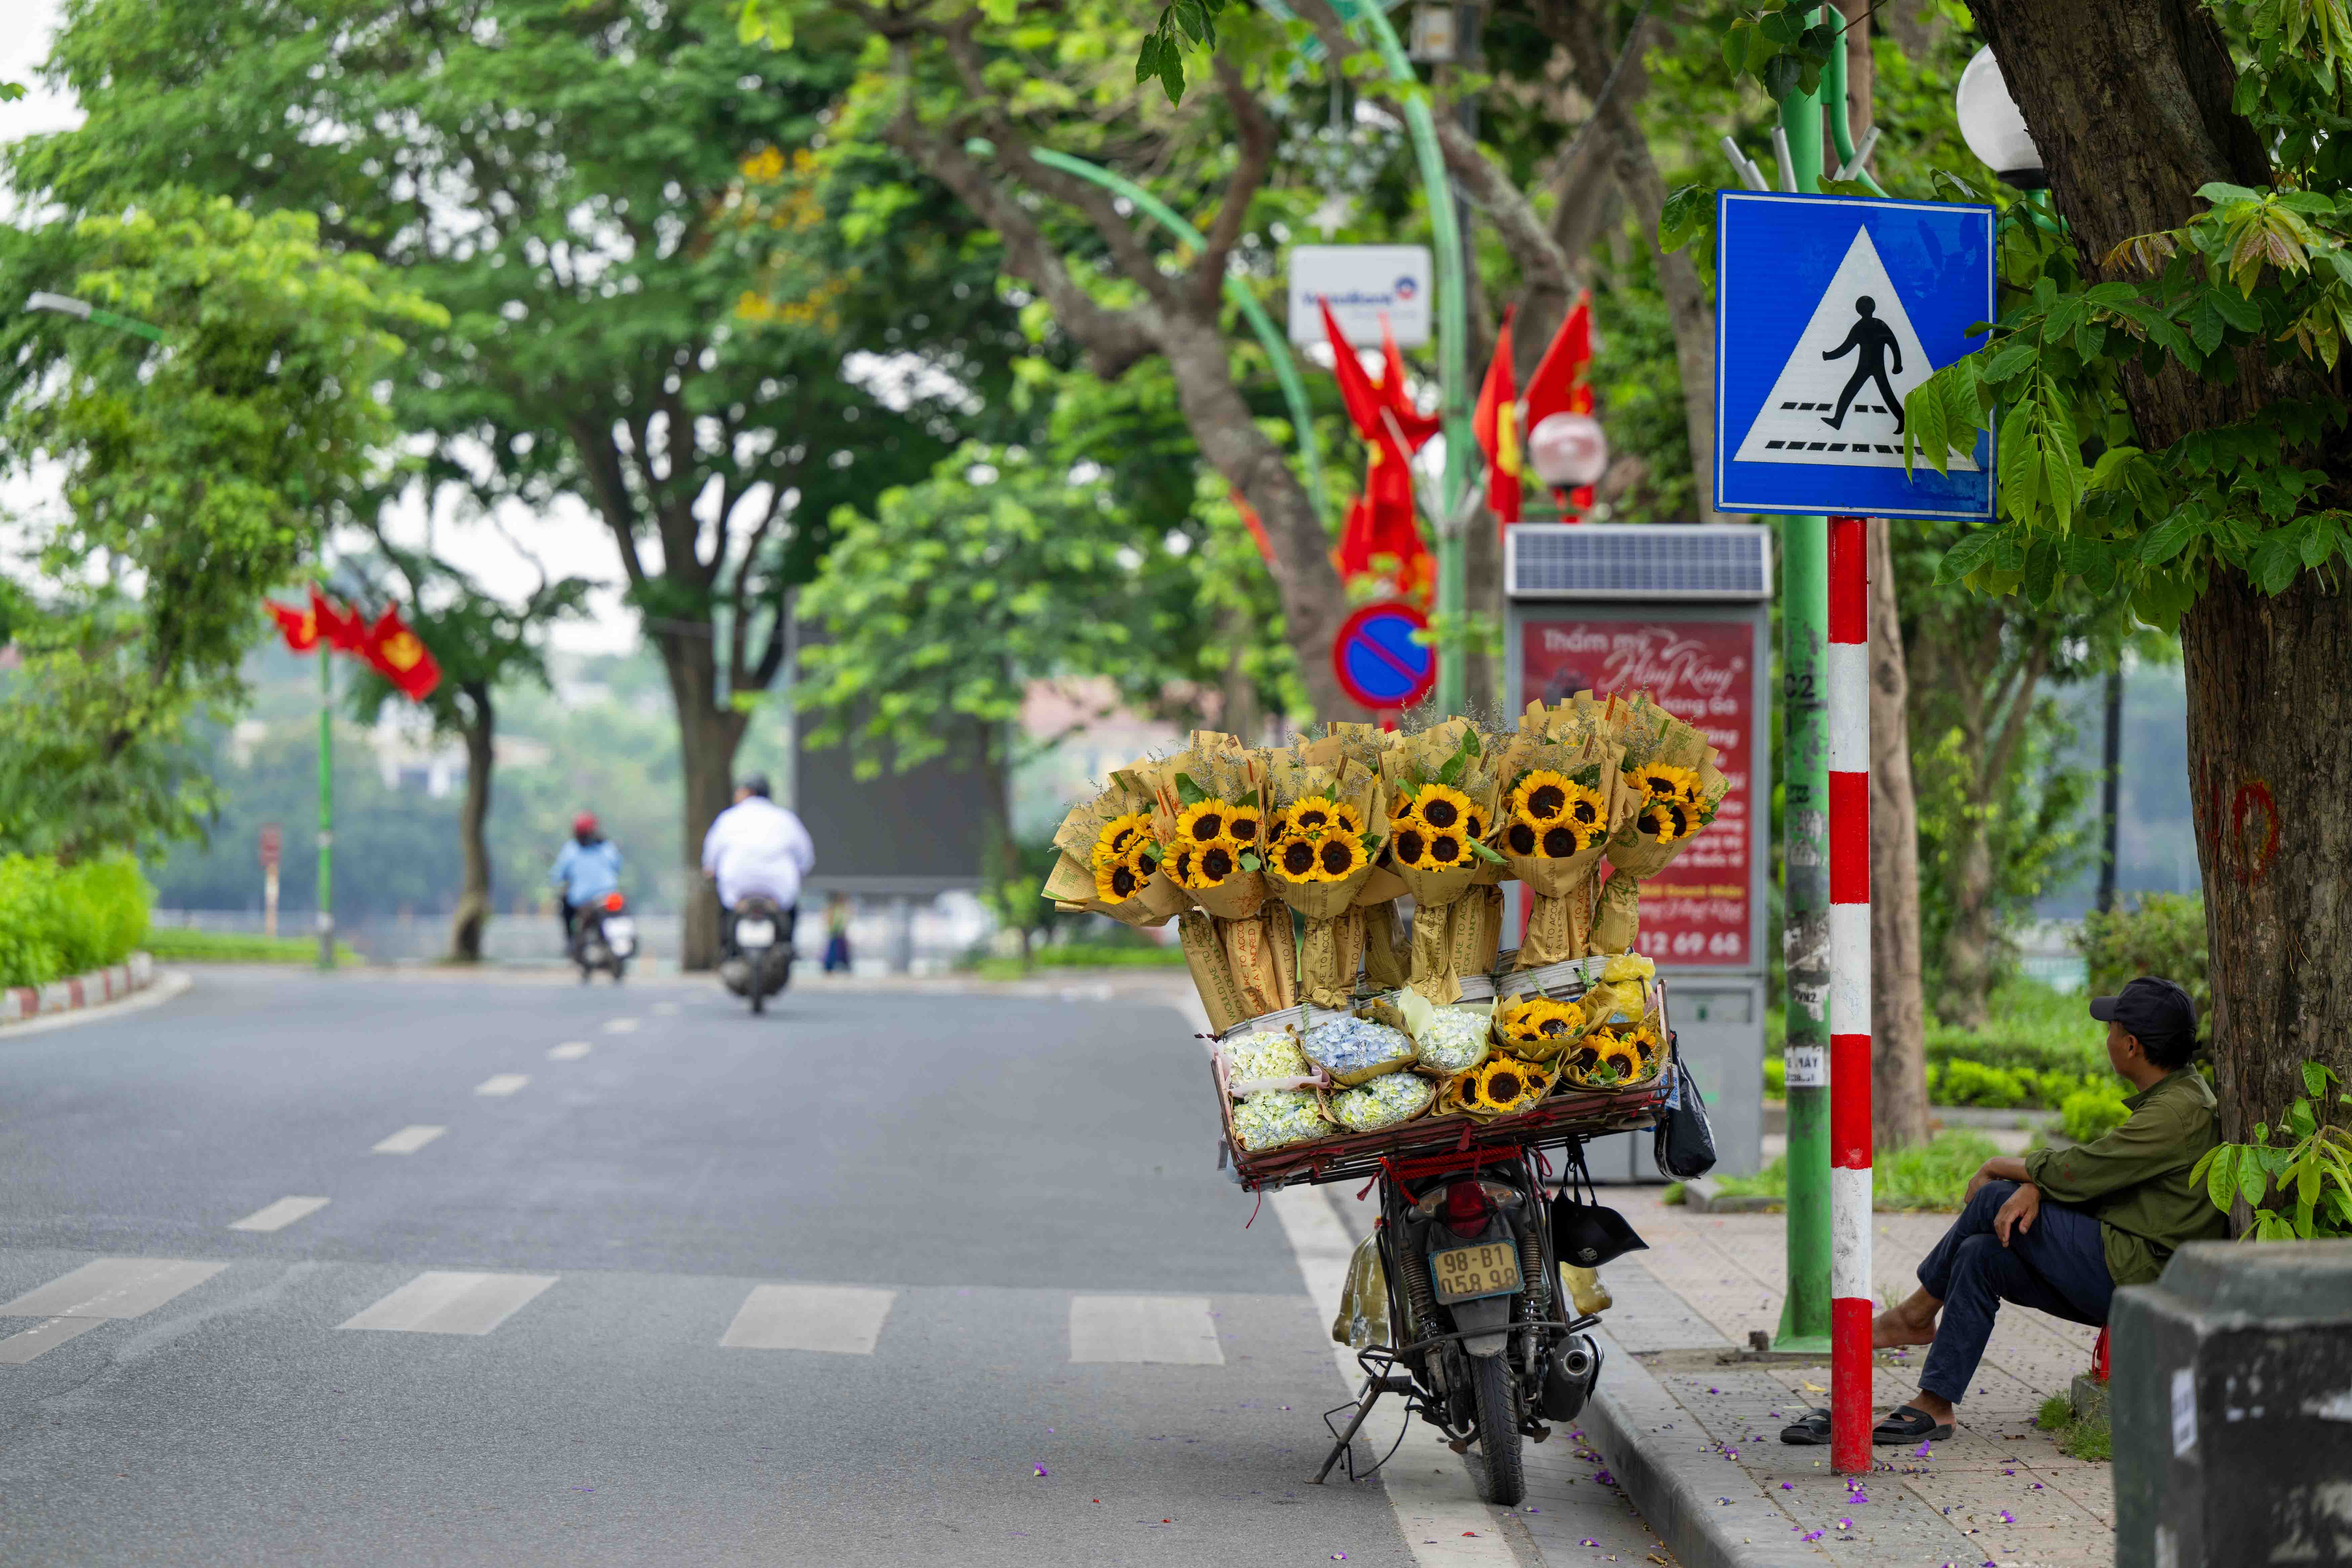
top-left (749, 953), bottom-right (766, 1014)
top-left (1467, 1352), bottom-right (1526, 1506)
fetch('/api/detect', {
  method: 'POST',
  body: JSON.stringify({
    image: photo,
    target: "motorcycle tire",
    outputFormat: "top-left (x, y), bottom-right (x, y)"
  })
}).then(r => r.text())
top-left (1467, 1353), bottom-right (1526, 1507)
top-left (749, 954), bottom-right (766, 1015)
top-left (612, 962), bottom-right (627, 983)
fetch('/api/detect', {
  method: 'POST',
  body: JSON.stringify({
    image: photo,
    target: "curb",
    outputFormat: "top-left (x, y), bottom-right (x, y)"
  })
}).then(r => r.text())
top-left (1682, 1176), bottom-right (1784, 1214)
top-left (1, 952), bottom-right (156, 1024)
top-left (1583, 1324), bottom-right (1832, 1568)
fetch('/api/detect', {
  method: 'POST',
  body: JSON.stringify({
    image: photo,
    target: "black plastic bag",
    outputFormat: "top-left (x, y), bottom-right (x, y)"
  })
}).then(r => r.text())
top-left (1652, 1031), bottom-right (1718, 1180)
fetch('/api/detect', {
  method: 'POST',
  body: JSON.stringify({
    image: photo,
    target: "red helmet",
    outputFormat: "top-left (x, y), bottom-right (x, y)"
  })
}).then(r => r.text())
top-left (573, 812), bottom-right (598, 835)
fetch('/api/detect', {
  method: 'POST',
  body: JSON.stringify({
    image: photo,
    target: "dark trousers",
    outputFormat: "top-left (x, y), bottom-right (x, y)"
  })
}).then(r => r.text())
top-left (560, 902), bottom-right (579, 944)
top-left (1918, 1180), bottom-right (2113, 1405)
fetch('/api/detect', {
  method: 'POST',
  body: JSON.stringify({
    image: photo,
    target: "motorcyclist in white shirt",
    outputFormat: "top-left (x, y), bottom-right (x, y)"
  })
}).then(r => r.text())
top-left (701, 773), bottom-right (816, 955)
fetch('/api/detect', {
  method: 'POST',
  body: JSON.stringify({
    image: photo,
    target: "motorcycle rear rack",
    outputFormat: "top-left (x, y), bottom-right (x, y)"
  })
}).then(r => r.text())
top-left (1221, 1077), bottom-right (1667, 1191)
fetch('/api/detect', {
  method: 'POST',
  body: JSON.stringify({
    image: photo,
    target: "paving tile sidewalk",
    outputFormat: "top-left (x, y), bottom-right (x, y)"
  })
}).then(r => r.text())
top-left (1582, 1188), bottom-right (2113, 1568)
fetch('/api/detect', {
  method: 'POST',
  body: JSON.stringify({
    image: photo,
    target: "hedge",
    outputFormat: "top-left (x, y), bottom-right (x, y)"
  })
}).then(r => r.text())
top-left (0, 855), bottom-right (151, 989)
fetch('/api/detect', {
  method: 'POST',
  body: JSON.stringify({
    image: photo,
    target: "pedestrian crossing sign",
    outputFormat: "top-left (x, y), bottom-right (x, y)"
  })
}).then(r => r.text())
top-left (1713, 190), bottom-right (1995, 519)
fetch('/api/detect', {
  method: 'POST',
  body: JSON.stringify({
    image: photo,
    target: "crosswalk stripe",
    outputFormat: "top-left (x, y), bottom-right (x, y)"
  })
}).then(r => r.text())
top-left (372, 1125), bottom-right (446, 1154)
top-left (547, 1042), bottom-right (591, 1061)
top-left (228, 1197), bottom-right (331, 1233)
top-left (719, 1284), bottom-right (897, 1354)
top-left (1067, 1295), bottom-right (1224, 1365)
top-left (474, 1073), bottom-right (530, 1096)
top-left (337, 1272), bottom-right (557, 1335)
top-left (651, 1002), bottom-right (678, 1016)
top-left (0, 1258), bottom-right (228, 1321)
top-left (0, 1315), bottom-right (108, 1364)
top-left (603, 1018), bottom-right (639, 1034)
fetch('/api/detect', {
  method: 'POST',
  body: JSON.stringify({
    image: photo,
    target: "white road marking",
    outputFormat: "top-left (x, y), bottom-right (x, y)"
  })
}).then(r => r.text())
top-left (337, 1271), bottom-right (557, 1335)
top-left (651, 1002), bottom-right (678, 1016)
top-left (602, 1018), bottom-right (639, 1034)
top-left (1067, 1295), bottom-right (1224, 1365)
top-left (547, 1042), bottom-right (591, 1061)
top-left (372, 1125), bottom-right (446, 1154)
top-left (474, 1073), bottom-right (530, 1096)
top-left (720, 1284), bottom-right (897, 1354)
top-left (0, 1258), bottom-right (228, 1321)
top-left (228, 1196), bottom-right (330, 1233)
top-left (0, 1316), bottom-right (106, 1365)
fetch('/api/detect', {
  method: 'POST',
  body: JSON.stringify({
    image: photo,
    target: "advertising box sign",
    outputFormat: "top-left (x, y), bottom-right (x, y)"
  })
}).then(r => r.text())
top-left (1287, 244), bottom-right (1434, 347)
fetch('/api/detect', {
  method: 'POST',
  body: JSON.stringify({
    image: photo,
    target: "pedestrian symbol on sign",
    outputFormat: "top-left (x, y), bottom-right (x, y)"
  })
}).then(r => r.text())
top-left (1729, 227), bottom-right (1971, 473)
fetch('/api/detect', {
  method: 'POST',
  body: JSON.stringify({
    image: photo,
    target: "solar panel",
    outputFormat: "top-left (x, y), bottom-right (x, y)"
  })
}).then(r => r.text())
top-left (1506, 525), bottom-right (1772, 601)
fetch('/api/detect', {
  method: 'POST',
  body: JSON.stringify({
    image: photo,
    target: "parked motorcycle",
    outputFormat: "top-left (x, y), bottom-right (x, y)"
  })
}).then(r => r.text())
top-left (1314, 1146), bottom-right (1606, 1507)
top-left (718, 895), bottom-right (793, 1014)
top-left (571, 892), bottom-right (635, 983)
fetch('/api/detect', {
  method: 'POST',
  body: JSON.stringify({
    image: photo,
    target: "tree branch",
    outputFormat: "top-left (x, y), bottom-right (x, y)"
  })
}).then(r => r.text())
top-left (1194, 58), bottom-right (1278, 306)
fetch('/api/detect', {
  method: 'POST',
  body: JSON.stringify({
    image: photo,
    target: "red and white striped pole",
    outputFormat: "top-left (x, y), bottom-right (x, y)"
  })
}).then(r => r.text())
top-left (1826, 515), bottom-right (1874, 1473)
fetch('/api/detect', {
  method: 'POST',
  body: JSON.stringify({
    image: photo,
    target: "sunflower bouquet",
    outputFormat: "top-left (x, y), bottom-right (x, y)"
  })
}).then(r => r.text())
top-left (1491, 993), bottom-right (1595, 1064)
top-left (1495, 701), bottom-right (1638, 969)
top-left (1442, 1055), bottom-right (1558, 1121)
top-left (1262, 739), bottom-right (1399, 1007)
top-left (1558, 953), bottom-right (1665, 1088)
top-left (1578, 693), bottom-right (1730, 955)
top-left (1039, 767), bottom-right (1188, 927)
top-left (1380, 718), bottom-right (1511, 1003)
top-left (1145, 734), bottom-right (1298, 1025)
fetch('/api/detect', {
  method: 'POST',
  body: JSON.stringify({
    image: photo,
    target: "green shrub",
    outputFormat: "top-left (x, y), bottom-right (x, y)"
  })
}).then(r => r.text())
top-left (1763, 1053), bottom-right (1786, 1097)
top-left (2077, 893), bottom-right (2210, 1037)
top-left (0, 854), bottom-right (151, 987)
top-left (1940, 1059), bottom-right (2028, 1109)
top-left (2061, 1084), bottom-right (2132, 1142)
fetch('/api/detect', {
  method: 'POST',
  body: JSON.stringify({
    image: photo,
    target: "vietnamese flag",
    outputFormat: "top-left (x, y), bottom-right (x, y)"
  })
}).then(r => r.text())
top-left (1473, 307), bottom-right (1522, 531)
top-left (1522, 292), bottom-right (1594, 430)
top-left (1319, 298), bottom-right (1400, 462)
top-left (265, 599), bottom-right (320, 652)
top-left (310, 588), bottom-right (370, 655)
top-left (1379, 315), bottom-right (1441, 450)
top-left (362, 606), bottom-right (442, 701)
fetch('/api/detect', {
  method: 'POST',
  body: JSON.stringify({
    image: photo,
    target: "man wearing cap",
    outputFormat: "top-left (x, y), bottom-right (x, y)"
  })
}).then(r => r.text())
top-left (1798, 977), bottom-right (2224, 1446)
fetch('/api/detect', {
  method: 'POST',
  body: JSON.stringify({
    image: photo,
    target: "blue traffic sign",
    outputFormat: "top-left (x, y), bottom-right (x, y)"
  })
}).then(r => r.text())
top-left (1713, 190), bottom-right (1996, 519)
top-left (1331, 601), bottom-right (1435, 710)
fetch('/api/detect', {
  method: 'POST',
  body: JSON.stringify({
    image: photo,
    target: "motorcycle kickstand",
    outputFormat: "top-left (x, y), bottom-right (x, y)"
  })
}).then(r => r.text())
top-left (1311, 1371), bottom-right (1413, 1484)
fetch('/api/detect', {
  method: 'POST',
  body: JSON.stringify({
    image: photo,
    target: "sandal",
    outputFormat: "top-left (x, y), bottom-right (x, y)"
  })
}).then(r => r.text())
top-left (1872, 1404), bottom-right (1955, 1444)
top-left (1778, 1407), bottom-right (1831, 1445)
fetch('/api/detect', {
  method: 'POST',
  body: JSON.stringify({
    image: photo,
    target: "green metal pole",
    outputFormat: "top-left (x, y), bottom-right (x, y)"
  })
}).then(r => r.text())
top-left (1019, 146), bottom-right (1334, 531)
top-left (1773, 31), bottom-right (1832, 1354)
top-left (1345, 0), bottom-right (1473, 713)
top-left (317, 647), bottom-right (335, 972)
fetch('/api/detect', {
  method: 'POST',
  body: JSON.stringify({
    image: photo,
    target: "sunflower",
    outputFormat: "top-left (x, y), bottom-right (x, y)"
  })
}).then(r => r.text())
top-left (1264, 809), bottom-right (1291, 844)
top-left (1275, 836), bottom-right (1321, 881)
top-left (1504, 819), bottom-right (1540, 858)
top-left (1092, 811), bottom-right (1150, 866)
top-left (1389, 821), bottom-right (1429, 868)
top-left (1094, 856), bottom-right (1144, 904)
top-left (1288, 795), bottom-right (1339, 837)
top-left (1565, 787), bottom-right (1606, 830)
top-left (1636, 798), bottom-right (1695, 843)
top-left (1225, 804), bottom-right (1263, 845)
top-left (1322, 801), bottom-right (1366, 839)
top-left (1596, 1035), bottom-right (1645, 1081)
top-left (1539, 823), bottom-right (1582, 859)
top-left (1497, 996), bottom-right (1585, 1059)
top-left (1408, 782), bottom-right (1471, 832)
top-left (1187, 836), bottom-right (1242, 887)
top-left (1510, 769), bottom-right (1574, 824)
top-left (1461, 804), bottom-right (1489, 844)
top-left (1634, 762), bottom-right (1703, 804)
top-left (1314, 835), bottom-right (1367, 882)
top-left (1175, 800), bottom-right (1232, 847)
top-left (1470, 1056), bottom-right (1551, 1113)
top-left (1132, 843), bottom-right (1161, 880)
top-left (1164, 844), bottom-right (1196, 888)
top-left (1421, 830), bottom-right (1468, 870)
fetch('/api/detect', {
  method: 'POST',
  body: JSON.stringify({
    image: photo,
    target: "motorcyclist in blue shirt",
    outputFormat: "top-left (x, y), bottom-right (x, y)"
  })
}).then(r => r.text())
top-left (550, 812), bottom-right (623, 951)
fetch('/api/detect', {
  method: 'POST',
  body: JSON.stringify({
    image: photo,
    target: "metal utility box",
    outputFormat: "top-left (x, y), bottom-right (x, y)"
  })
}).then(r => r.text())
top-left (1504, 524), bottom-right (1772, 1180)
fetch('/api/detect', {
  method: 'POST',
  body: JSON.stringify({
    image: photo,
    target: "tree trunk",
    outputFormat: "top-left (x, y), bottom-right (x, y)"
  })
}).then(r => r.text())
top-left (1938, 814), bottom-right (1997, 1030)
top-left (2181, 568), bottom-right (2352, 1143)
top-left (2097, 663), bottom-right (2124, 914)
top-left (657, 633), bottom-right (750, 972)
top-left (448, 684), bottom-right (495, 964)
top-left (1866, 522), bottom-right (1930, 1145)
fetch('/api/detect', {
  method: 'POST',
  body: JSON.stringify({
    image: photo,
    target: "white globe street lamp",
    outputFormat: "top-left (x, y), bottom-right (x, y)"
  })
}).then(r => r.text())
top-left (1955, 46), bottom-right (2047, 190)
top-left (1527, 412), bottom-right (1609, 490)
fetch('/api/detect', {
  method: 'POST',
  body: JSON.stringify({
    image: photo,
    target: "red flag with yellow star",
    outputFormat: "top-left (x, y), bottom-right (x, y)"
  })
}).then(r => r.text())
top-left (1473, 307), bottom-right (1522, 530)
top-left (265, 600), bottom-right (320, 652)
top-left (360, 606), bottom-right (442, 702)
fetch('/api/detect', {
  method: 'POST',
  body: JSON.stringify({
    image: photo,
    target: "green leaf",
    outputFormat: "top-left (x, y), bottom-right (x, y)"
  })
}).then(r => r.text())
top-left (2240, 1155), bottom-right (2271, 1208)
top-left (1934, 527), bottom-right (2004, 585)
top-left (2207, 1145), bottom-right (2239, 1213)
top-left (2138, 508), bottom-right (2206, 565)
top-left (2208, 285), bottom-right (2263, 334)
top-left (1136, 32), bottom-right (1161, 83)
top-left (1237, 851), bottom-right (1261, 873)
top-left (1174, 771), bottom-right (1207, 806)
top-left (2310, 1061), bottom-right (2339, 1097)
top-left (1467, 838), bottom-right (1506, 864)
top-left (1659, 185), bottom-right (1716, 257)
top-left (1158, 47), bottom-right (1185, 105)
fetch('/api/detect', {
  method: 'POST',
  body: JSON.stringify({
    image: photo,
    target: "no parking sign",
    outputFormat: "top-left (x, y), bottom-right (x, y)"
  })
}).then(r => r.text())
top-left (1331, 602), bottom-right (1435, 711)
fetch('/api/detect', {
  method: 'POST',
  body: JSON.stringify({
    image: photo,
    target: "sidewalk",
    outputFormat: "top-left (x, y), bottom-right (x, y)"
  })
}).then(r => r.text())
top-left (1579, 1187), bottom-right (2113, 1567)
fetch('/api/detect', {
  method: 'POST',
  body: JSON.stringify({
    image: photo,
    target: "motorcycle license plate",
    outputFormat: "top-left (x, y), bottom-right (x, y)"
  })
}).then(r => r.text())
top-left (736, 918), bottom-right (776, 948)
top-left (603, 918), bottom-right (635, 943)
top-left (1429, 1241), bottom-right (1522, 1304)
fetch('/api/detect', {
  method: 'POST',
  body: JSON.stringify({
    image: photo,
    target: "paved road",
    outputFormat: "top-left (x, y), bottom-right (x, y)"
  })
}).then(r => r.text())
top-left (0, 967), bottom-right (1667, 1566)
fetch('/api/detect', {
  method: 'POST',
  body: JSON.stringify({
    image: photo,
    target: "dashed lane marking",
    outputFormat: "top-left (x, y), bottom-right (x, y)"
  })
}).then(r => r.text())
top-left (228, 1197), bottom-right (330, 1233)
top-left (474, 1074), bottom-right (530, 1097)
top-left (547, 1042), bottom-right (591, 1061)
top-left (1067, 1295), bottom-right (1224, 1365)
top-left (720, 1284), bottom-right (897, 1354)
top-left (337, 1272), bottom-right (557, 1335)
top-left (602, 1018), bottom-right (640, 1034)
top-left (0, 1258), bottom-right (228, 1364)
top-left (371, 1125), bottom-right (447, 1155)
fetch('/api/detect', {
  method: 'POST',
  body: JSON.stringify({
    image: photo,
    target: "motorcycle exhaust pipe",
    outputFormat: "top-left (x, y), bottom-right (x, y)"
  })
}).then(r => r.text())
top-left (1541, 1332), bottom-right (1602, 1423)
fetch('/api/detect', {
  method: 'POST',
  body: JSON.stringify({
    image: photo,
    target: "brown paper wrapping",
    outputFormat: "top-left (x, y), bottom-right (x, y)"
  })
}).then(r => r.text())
top-left (1361, 898), bottom-right (1409, 990)
top-left (1260, 746), bottom-right (1390, 1004)
top-left (1579, 691), bottom-right (1731, 885)
top-left (1381, 717), bottom-right (1510, 1000)
top-left (1041, 847), bottom-right (1187, 925)
top-left (1148, 733), bottom-right (1270, 919)
top-left (1221, 901), bottom-right (1300, 1018)
top-left (1590, 866), bottom-right (1643, 954)
top-left (1177, 909), bottom-right (1250, 1034)
top-left (1443, 885), bottom-right (1505, 988)
top-left (1295, 906), bottom-right (1363, 1010)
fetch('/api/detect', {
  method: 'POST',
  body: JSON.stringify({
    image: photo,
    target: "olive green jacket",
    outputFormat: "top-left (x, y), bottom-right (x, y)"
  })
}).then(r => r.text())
top-left (2022, 1067), bottom-right (2232, 1287)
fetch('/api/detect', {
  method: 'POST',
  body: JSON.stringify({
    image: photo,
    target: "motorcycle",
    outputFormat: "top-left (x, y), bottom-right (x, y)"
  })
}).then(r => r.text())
top-left (1313, 1145), bottom-right (1605, 1508)
top-left (718, 895), bottom-right (793, 1014)
top-left (571, 891), bottom-right (636, 983)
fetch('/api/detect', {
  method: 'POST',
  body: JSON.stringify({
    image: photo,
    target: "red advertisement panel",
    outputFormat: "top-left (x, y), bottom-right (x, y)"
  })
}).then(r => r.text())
top-left (1519, 618), bottom-right (1756, 968)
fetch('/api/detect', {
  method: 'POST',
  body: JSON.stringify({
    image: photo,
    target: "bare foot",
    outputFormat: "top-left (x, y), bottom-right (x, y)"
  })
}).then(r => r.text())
top-left (1872, 1305), bottom-right (1937, 1348)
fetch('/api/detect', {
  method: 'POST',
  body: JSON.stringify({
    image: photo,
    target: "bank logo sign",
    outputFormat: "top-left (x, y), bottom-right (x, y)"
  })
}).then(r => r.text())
top-left (1287, 244), bottom-right (1434, 347)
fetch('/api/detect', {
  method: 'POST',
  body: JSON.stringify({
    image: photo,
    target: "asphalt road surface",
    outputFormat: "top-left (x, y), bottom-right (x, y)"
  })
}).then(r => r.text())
top-left (0, 967), bottom-right (1666, 1566)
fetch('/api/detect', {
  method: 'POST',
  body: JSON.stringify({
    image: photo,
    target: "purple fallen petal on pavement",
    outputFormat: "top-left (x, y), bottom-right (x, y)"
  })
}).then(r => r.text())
top-left (1033, 1465), bottom-right (1049, 1477)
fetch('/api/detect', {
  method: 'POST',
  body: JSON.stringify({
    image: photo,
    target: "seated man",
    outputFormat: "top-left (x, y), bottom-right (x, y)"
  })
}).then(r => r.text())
top-left (1867, 975), bottom-right (2227, 1444)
